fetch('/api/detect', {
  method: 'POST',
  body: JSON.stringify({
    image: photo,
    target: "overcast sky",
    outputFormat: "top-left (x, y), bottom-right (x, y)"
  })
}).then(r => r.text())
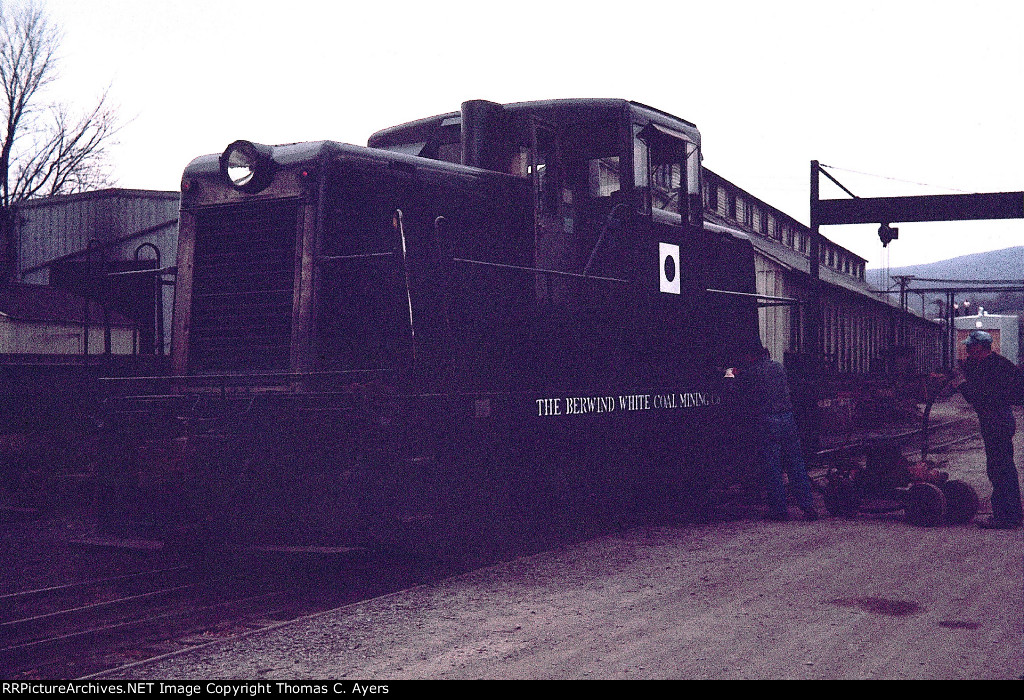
top-left (41, 0), bottom-right (1024, 271)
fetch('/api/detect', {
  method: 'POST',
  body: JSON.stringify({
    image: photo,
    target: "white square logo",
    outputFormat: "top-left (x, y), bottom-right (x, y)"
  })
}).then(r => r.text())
top-left (660, 242), bottom-right (680, 294)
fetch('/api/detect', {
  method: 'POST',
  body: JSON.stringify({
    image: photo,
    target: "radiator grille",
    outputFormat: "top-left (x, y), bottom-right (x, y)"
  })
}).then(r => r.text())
top-left (188, 201), bottom-right (299, 373)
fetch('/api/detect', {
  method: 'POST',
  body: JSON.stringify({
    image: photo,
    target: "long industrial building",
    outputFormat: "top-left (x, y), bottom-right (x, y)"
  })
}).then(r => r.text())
top-left (703, 169), bottom-right (942, 374)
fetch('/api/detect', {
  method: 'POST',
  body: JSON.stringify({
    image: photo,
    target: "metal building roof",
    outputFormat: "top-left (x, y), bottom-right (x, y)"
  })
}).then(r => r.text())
top-left (0, 283), bottom-right (133, 326)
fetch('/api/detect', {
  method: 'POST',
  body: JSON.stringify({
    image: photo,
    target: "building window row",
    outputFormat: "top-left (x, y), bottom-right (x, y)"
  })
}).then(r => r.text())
top-left (704, 175), bottom-right (865, 282)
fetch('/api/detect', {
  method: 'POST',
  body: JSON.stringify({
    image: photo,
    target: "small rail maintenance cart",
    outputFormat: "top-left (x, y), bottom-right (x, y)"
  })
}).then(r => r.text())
top-left (816, 377), bottom-right (979, 527)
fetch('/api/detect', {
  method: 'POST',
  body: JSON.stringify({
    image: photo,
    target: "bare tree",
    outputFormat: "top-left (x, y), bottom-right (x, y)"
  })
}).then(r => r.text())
top-left (0, 0), bottom-right (120, 280)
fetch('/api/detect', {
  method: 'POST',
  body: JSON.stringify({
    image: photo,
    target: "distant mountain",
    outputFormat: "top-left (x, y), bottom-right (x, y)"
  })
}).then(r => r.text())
top-left (869, 246), bottom-right (1024, 290)
top-left (868, 246), bottom-right (1024, 317)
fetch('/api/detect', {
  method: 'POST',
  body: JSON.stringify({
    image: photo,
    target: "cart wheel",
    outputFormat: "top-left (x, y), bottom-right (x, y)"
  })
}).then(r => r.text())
top-left (940, 480), bottom-right (979, 525)
top-left (823, 473), bottom-right (859, 517)
top-left (904, 482), bottom-right (946, 527)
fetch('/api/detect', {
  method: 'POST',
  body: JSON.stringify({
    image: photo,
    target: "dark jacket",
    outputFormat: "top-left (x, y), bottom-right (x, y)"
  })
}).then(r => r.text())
top-left (960, 351), bottom-right (1024, 413)
top-left (730, 357), bottom-right (795, 417)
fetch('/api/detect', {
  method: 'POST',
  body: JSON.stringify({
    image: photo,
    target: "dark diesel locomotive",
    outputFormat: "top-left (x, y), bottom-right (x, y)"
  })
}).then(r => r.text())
top-left (106, 99), bottom-right (763, 552)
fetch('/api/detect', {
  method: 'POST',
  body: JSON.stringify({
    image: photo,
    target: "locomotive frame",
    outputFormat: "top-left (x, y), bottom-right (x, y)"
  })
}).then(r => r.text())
top-left (102, 99), bottom-right (767, 552)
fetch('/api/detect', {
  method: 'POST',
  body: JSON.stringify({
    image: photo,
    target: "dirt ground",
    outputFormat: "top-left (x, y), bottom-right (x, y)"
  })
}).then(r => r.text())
top-left (99, 396), bottom-right (1023, 681)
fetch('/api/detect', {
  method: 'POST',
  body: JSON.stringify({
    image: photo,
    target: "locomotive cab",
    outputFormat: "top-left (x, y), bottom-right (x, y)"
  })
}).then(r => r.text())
top-left (367, 99), bottom-right (757, 381)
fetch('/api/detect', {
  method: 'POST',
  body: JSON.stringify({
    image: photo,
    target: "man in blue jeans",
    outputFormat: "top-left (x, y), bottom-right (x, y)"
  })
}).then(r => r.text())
top-left (728, 345), bottom-right (818, 521)
top-left (951, 330), bottom-right (1024, 530)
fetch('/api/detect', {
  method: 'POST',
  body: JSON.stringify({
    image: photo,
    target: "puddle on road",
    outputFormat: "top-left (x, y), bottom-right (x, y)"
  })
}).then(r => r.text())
top-left (830, 597), bottom-right (921, 616)
top-left (831, 598), bottom-right (982, 630)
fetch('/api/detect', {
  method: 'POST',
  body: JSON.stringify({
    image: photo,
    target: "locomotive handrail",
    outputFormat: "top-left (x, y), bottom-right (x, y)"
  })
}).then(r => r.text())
top-left (705, 288), bottom-right (802, 307)
top-left (452, 257), bottom-right (629, 284)
top-left (98, 368), bottom-right (390, 383)
top-left (812, 416), bottom-right (968, 460)
top-left (192, 287), bottom-right (294, 298)
top-left (104, 266), bottom-right (178, 277)
top-left (394, 209), bottom-right (417, 364)
top-left (316, 252), bottom-right (395, 261)
top-left (583, 202), bottom-right (629, 278)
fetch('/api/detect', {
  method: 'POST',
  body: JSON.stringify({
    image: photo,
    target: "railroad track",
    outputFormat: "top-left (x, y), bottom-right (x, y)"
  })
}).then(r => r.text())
top-left (0, 545), bottom-right (462, 680)
top-left (920, 417), bottom-right (984, 456)
top-left (814, 415), bottom-right (980, 465)
top-left (0, 563), bottom-right (304, 679)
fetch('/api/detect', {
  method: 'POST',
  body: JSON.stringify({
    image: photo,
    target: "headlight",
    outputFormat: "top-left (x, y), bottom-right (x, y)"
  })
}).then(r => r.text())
top-left (219, 140), bottom-right (276, 193)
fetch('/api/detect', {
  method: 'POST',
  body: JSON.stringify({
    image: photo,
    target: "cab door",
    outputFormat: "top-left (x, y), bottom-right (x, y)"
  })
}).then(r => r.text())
top-left (530, 118), bottom-right (570, 304)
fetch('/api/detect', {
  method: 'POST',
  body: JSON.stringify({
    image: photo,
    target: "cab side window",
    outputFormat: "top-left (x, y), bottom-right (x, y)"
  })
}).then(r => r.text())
top-left (636, 123), bottom-right (702, 226)
top-left (587, 156), bottom-right (621, 199)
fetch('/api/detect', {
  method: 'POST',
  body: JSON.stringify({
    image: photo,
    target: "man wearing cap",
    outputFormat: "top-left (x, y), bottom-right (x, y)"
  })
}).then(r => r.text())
top-left (951, 330), bottom-right (1024, 529)
top-left (727, 345), bottom-right (818, 521)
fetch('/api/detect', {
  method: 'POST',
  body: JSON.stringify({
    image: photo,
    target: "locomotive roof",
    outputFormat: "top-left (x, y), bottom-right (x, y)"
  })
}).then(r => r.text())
top-left (183, 100), bottom-right (700, 182)
top-left (367, 98), bottom-right (701, 150)
top-left (181, 139), bottom-right (514, 182)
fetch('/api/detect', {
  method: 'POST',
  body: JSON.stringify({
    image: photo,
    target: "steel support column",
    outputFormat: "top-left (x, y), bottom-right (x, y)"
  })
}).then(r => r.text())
top-left (806, 161), bottom-right (823, 356)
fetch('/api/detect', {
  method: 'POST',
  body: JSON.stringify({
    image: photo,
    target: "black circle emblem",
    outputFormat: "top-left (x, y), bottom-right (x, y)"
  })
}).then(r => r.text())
top-left (664, 254), bottom-right (677, 283)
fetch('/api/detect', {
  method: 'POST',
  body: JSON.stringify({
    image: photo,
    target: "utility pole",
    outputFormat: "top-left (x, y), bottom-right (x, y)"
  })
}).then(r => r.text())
top-left (892, 275), bottom-right (914, 346)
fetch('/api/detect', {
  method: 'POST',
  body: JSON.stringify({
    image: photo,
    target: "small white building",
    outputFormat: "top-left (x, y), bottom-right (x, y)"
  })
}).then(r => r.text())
top-left (955, 310), bottom-right (1020, 365)
top-left (0, 283), bottom-right (136, 356)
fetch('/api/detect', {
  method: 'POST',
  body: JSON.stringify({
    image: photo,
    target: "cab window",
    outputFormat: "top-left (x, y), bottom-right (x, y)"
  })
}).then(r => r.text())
top-left (636, 122), bottom-right (701, 225)
top-left (588, 156), bottom-right (620, 198)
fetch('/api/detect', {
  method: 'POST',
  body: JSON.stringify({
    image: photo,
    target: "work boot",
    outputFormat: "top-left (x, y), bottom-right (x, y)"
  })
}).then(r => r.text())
top-left (802, 508), bottom-right (819, 521)
top-left (977, 517), bottom-right (1021, 530)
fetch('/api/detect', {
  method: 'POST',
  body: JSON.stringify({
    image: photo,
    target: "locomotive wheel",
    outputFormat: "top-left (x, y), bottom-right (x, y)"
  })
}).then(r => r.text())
top-left (940, 479), bottom-right (980, 525)
top-left (904, 482), bottom-right (946, 527)
top-left (823, 473), bottom-right (859, 518)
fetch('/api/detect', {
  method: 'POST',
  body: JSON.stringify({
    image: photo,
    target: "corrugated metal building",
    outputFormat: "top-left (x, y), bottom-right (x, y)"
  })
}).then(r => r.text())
top-left (11, 189), bottom-right (179, 356)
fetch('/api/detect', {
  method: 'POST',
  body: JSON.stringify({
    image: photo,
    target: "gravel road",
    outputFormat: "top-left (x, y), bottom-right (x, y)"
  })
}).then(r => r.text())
top-left (99, 400), bottom-right (1023, 680)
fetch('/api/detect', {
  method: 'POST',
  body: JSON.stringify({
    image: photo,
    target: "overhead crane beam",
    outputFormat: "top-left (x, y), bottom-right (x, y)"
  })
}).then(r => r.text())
top-left (805, 160), bottom-right (1024, 364)
top-left (814, 191), bottom-right (1024, 226)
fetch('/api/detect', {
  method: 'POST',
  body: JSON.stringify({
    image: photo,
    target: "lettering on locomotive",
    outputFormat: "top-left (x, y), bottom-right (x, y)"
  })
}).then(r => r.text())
top-left (535, 391), bottom-right (719, 416)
